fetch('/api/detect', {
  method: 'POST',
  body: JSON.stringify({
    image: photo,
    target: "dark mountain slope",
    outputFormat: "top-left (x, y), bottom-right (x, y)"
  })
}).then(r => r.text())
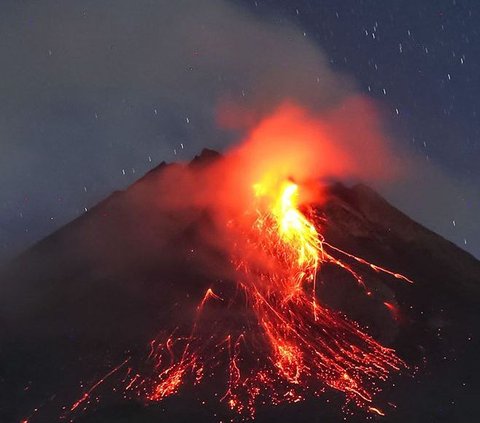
top-left (0, 150), bottom-right (479, 422)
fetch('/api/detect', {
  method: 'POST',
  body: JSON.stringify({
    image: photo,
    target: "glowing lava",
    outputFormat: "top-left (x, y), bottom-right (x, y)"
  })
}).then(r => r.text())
top-left (60, 101), bottom-right (412, 421)
top-left (126, 176), bottom-right (409, 419)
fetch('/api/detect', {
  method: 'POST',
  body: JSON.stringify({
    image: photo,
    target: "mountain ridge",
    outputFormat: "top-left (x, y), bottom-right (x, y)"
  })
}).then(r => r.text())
top-left (0, 149), bottom-right (479, 422)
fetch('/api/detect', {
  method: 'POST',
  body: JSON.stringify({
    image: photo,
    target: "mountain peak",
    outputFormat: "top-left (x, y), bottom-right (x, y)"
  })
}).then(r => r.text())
top-left (0, 153), bottom-right (479, 423)
top-left (190, 148), bottom-right (222, 167)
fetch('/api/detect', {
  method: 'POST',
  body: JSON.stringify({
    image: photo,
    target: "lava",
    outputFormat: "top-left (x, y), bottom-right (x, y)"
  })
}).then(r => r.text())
top-left (59, 100), bottom-right (411, 420)
top-left (68, 358), bottom-right (130, 413)
top-left (124, 176), bottom-right (409, 418)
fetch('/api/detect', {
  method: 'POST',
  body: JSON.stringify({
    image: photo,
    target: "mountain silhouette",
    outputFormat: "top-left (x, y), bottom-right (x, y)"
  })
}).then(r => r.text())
top-left (1, 149), bottom-right (479, 423)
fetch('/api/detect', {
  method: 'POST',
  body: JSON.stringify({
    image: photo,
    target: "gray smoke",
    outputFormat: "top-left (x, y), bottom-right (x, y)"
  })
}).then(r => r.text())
top-left (0, 0), bottom-right (478, 261)
top-left (0, 0), bottom-right (356, 261)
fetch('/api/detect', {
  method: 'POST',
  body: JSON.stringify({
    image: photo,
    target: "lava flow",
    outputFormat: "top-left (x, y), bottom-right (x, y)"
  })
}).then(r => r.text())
top-left (125, 177), bottom-right (410, 418)
top-left (62, 100), bottom-right (411, 420)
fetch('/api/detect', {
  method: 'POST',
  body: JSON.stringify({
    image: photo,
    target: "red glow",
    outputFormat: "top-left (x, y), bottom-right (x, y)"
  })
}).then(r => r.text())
top-left (383, 301), bottom-right (401, 321)
top-left (119, 100), bottom-right (411, 418)
top-left (130, 173), bottom-right (408, 416)
top-left (68, 358), bottom-right (129, 414)
top-left (64, 99), bottom-right (411, 420)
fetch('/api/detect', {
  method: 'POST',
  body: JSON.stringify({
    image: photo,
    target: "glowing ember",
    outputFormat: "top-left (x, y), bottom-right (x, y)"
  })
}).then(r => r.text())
top-left (124, 176), bottom-right (409, 418)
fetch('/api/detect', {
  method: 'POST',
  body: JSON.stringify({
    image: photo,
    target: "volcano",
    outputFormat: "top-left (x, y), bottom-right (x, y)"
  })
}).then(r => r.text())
top-left (1, 149), bottom-right (479, 423)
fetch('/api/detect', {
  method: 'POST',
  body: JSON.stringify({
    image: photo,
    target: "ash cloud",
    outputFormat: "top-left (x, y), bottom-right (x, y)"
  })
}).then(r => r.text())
top-left (0, 0), bottom-right (358, 261)
top-left (0, 0), bottom-right (478, 261)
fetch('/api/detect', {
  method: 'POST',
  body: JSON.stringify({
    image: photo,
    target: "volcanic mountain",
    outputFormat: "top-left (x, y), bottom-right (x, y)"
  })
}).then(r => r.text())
top-left (1, 149), bottom-right (479, 423)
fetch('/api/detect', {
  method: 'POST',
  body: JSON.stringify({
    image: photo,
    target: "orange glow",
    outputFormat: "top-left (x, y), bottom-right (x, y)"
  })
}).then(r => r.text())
top-left (369, 406), bottom-right (386, 416)
top-left (129, 165), bottom-right (410, 417)
top-left (252, 179), bottom-right (320, 300)
top-left (63, 99), bottom-right (412, 420)
top-left (254, 180), bottom-right (319, 267)
top-left (148, 365), bottom-right (186, 400)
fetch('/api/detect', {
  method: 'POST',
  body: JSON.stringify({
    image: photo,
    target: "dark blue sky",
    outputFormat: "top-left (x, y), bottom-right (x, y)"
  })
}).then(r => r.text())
top-left (0, 0), bottom-right (479, 261)
top-left (238, 0), bottom-right (480, 178)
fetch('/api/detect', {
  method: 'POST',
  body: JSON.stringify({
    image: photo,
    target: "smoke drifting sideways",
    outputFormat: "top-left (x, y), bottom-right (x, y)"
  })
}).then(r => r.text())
top-left (1, 0), bottom-right (478, 267)
top-left (0, 0), bottom-right (360, 262)
top-left (0, 0), bottom-right (407, 332)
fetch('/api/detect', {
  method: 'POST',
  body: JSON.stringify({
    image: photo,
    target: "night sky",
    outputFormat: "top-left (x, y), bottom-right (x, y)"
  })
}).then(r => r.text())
top-left (1, 0), bottom-right (479, 263)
